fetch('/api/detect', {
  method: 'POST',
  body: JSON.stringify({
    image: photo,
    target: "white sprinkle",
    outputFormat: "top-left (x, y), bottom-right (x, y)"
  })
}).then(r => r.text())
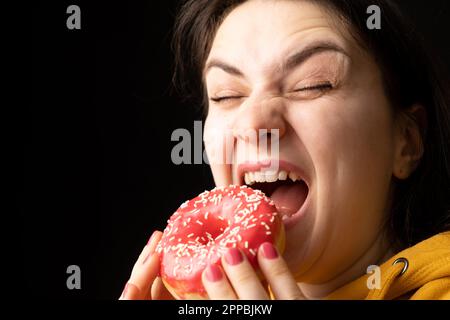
top-left (266, 231), bottom-right (272, 235)
top-left (196, 220), bottom-right (204, 226)
top-left (244, 241), bottom-right (249, 248)
top-left (246, 224), bottom-right (256, 229)
top-left (187, 233), bottom-right (194, 238)
top-left (184, 264), bottom-right (193, 274)
top-left (261, 222), bottom-right (270, 230)
top-left (230, 226), bottom-right (240, 235)
top-left (173, 264), bottom-right (180, 277)
top-left (249, 248), bottom-right (256, 256)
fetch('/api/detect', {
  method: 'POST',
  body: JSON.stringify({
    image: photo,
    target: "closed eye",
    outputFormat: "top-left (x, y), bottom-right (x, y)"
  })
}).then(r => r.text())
top-left (210, 83), bottom-right (333, 103)
top-left (210, 95), bottom-right (245, 103)
top-left (294, 82), bottom-right (333, 92)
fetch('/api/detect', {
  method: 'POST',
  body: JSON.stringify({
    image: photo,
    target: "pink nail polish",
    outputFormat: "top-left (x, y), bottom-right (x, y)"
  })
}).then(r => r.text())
top-left (225, 248), bottom-right (243, 265)
top-left (261, 242), bottom-right (278, 260)
top-left (205, 264), bottom-right (223, 282)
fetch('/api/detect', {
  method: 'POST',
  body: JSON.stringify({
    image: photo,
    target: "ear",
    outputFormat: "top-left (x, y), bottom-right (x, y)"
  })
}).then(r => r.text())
top-left (393, 104), bottom-right (427, 179)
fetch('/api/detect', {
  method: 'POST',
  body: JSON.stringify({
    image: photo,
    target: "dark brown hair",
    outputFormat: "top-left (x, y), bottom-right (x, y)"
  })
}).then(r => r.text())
top-left (171, 0), bottom-right (450, 249)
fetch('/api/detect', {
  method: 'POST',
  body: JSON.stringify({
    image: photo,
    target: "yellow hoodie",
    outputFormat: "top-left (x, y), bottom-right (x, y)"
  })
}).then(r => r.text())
top-left (326, 231), bottom-right (450, 300)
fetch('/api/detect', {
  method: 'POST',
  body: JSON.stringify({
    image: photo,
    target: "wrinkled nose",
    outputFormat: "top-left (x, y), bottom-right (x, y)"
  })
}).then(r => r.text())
top-left (231, 95), bottom-right (286, 146)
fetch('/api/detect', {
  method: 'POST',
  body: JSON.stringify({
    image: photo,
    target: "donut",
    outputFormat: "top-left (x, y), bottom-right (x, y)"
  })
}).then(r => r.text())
top-left (155, 185), bottom-right (285, 300)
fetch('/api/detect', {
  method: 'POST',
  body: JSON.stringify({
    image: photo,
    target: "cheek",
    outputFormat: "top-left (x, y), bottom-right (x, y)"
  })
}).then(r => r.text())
top-left (287, 96), bottom-right (396, 278)
top-left (293, 95), bottom-right (395, 187)
top-left (318, 98), bottom-right (394, 229)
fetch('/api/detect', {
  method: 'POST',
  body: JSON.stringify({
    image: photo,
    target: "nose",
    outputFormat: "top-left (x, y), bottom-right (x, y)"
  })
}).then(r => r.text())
top-left (231, 95), bottom-right (286, 144)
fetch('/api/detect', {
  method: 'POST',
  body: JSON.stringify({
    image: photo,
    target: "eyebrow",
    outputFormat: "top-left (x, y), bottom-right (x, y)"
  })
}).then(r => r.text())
top-left (283, 41), bottom-right (347, 73)
top-left (204, 59), bottom-right (244, 77)
top-left (204, 40), bottom-right (347, 78)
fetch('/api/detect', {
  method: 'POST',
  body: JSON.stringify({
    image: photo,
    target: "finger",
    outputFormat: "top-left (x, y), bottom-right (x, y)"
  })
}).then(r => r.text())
top-left (151, 277), bottom-right (175, 300)
top-left (202, 264), bottom-right (237, 300)
top-left (257, 242), bottom-right (305, 300)
top-left (127, 252), bottom-right (160, 299)
top-left (221, 248), bottom-right (269, 300)
top-left (119, 282), bottom-right (141, 300)
top-left (123, 231), bottom-right (163, 300)
top-left (134, 231), bottom-right (162, 268)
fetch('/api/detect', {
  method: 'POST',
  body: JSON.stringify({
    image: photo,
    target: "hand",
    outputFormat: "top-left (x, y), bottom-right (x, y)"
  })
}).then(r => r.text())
top-left (119, 230), bottom-right (174, 300)
top-left (201, 242), bottom-right (305, 300)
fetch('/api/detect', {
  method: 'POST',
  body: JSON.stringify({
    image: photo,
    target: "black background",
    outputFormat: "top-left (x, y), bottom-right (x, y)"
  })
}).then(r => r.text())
top-left (29, 1), bottom-right (450, 299)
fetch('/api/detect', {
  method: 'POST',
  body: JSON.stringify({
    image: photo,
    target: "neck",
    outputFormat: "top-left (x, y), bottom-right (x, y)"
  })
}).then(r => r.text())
top-left (297, 231), bottom-right (395, 300)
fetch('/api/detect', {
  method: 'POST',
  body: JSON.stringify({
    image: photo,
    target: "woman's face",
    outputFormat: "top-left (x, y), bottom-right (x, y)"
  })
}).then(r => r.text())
top-left (203, 0), bottom-right (396, 284)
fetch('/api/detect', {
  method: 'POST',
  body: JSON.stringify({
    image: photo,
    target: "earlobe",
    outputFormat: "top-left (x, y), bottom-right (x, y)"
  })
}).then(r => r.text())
top-left (392, 105), bottom-right (427, 180)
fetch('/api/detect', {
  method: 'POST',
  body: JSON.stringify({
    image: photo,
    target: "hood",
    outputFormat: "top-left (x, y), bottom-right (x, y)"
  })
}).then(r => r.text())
top-left (326, 231), bottom-right (450, 300)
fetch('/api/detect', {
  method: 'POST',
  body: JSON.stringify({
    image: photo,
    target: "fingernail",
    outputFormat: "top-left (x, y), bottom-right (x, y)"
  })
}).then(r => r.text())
top-left (121, 283), bottom-right (129, 298)
top-left (224, 248), bottom-right (243, 265)
top-left (261, 242), bottom-right (278, 260)
top-left (147, 231), bottom-right (158, 245)
top-left (205, 264), bottom-right (223, 282)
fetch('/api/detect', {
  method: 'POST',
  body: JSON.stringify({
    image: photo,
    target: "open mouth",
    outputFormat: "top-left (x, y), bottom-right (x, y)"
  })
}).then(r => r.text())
top-left (240, 167), bottom-right (309, 221)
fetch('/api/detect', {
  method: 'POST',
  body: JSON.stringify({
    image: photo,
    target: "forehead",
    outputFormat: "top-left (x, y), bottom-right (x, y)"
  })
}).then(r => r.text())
top-left (207, 0), bottom-right (352, 71)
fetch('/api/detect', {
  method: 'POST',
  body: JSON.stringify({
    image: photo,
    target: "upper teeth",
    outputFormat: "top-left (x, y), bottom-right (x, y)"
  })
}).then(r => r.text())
top-left (244, 169), bottom-right (300, 185)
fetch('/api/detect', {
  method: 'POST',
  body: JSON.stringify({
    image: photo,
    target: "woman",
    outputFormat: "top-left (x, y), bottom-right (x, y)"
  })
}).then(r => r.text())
top-left (121, 0), bottom-right (450, 300)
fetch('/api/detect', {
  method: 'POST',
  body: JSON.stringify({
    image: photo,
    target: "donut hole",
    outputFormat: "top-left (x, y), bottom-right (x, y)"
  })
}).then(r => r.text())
top-left (199, 215), bottom-right (229, 243)
top-left (196, 200), bottom-right (239, 242)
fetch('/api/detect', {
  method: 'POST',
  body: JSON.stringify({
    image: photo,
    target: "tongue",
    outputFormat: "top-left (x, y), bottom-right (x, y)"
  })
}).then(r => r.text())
top-left (270, 182), bottom-right (308, 216)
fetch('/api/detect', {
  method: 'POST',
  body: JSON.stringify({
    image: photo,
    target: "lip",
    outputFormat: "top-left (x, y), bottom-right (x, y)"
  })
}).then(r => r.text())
top-left (236, 159), bottom-right (311, 230)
